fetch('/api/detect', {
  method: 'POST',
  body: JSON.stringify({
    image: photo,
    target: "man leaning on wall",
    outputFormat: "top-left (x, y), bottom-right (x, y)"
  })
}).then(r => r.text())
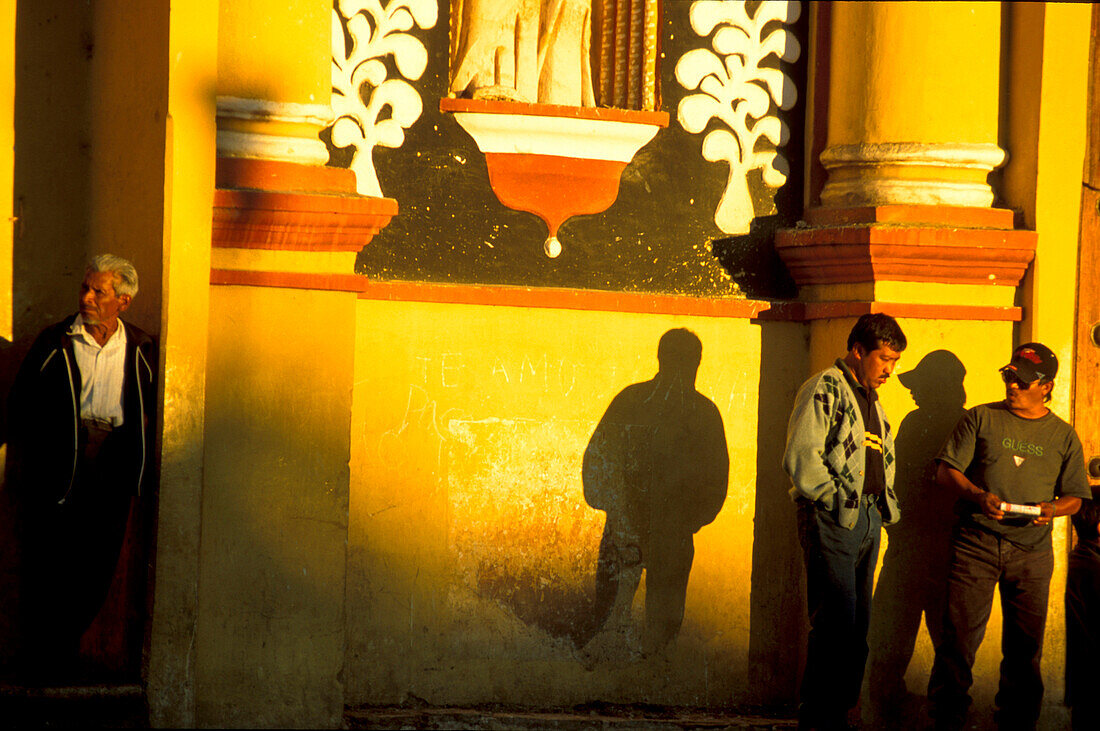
top-left (783, 313), bottom-right (907, 731)
top-left (927, 343), bottom-right (1089, 731)
top-left (8, 254), bottom-right (156, 682)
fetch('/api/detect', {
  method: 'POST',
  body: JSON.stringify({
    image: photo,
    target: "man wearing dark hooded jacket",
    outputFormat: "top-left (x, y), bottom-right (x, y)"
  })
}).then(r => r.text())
top-left (9, 254), bottom-right (156, 680)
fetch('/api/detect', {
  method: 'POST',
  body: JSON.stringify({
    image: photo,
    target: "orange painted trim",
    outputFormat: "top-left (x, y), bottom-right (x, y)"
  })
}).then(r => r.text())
top-left (214, 189), bottom-right (398, 216)
top-left (215, 157), bottom-right (357, 194)
top-left (777, 225), bottom-right (1037, 249)
top-left (352, 281), bottom-right (1023, 322)
top-left (805, 205), bottom-right (1016, 229)
top-left (795, 301), bottom-right (1023, 322)
top-left (212, 190), bottom-right (397, 251)
top-left (210, 268), bottom-right (369, 293)
top-left (440, 97), bottom-right (670, 127)
top-left (776, 222), bottom-right (1037, 286)
top-left (357, 280), bottom-right (778, 318)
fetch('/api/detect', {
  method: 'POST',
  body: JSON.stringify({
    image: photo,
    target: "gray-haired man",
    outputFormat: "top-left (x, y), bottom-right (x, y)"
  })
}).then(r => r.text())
top-left (9, 254), bottom-right (156, 680)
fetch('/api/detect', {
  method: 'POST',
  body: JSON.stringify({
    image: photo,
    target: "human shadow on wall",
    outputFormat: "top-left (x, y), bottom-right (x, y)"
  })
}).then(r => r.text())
top-left (865, 350), bottom-right (967, 726)
top-left (578, 329), bottom-right (729, 665)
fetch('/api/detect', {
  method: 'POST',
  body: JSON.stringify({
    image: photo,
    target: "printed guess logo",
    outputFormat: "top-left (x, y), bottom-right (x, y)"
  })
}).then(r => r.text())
top-left (1003, 437), bottom-right (1044, 456)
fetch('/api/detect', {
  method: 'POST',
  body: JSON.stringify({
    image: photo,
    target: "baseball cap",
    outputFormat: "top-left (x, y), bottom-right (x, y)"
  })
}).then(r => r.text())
top-left (1000, 342), bottom-right (1058, 383)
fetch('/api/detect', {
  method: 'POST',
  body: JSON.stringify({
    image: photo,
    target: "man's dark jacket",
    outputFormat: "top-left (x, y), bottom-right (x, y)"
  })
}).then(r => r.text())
top-left (8, 315), bottom-right (156, 504)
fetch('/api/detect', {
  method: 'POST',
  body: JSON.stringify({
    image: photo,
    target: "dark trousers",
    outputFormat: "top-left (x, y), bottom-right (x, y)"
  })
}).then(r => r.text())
top-left (927, 524), bottom-right (1053, 731)
top-left (797, 494), bottom-right (883, 730)
top-left (18, 426), bottom-right (132, 679)
top-left (1063, 541), bottom-right (1100, 730)
top-left (590, 526), bottom-right (694, 655)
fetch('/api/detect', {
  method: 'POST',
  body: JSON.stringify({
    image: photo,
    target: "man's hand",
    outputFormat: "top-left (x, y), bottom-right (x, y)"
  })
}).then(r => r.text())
top-left (936, 462), bottom-right (1007, 520)
top-left (978, 491), bottom-right (1005, 521)
top-left (1031, 501), bottom-right (1055, 526)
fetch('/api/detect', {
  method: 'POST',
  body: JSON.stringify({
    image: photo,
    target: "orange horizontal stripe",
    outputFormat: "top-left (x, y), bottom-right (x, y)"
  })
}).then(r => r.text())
top-left (357, 280), bottom-right (780, 319)
top-left (206, 272), bottom-right (1022, 322)
top-left (351, 281), bottom-right (1024, 322)
top-left (210, 269), bottom-right (369, 293)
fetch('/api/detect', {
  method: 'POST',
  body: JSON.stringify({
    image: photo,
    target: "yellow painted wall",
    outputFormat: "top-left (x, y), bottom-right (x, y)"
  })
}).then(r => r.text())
top-left (344, 302), bottom-right (1076, 719)
top-left (1006, 3), bottom-right (1090, 392)
top-left (145, 0), bottom-right (218, 726)
top-left (196, 285), bottom-right (354, 728)
top-left (998, 8), bottom-right (1091, 723)
top-left (0, 0), bottom-right (13, 343)
top-left (7, 1), bottom-right (94, 342)
top-left (87, 0), bottom-right (171, 335)
top-left (346, 300), bottom-right (775, 706)
top-left (1, 2), bottom-right (1089, 728)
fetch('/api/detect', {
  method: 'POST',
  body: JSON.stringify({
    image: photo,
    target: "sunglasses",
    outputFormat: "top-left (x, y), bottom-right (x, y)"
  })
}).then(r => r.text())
top-left (1001, 370), bottom-right (1038, 388)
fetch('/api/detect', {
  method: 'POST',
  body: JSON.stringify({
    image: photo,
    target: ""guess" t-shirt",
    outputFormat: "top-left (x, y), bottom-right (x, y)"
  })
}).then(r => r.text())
top-left (937, 401), bottom-right (1090, 548)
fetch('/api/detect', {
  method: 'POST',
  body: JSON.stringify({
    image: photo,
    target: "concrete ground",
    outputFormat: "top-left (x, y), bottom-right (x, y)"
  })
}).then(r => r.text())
top-left (344, 705), bottom-right (799, 730)
top-left (0, 683), bottom-right (147, 729)
top-left (0, 684), bottom-right (798, 730)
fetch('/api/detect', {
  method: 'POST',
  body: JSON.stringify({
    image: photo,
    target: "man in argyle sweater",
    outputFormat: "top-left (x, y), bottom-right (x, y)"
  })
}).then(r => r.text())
top-left (783, 313), bottom-right (907, 730)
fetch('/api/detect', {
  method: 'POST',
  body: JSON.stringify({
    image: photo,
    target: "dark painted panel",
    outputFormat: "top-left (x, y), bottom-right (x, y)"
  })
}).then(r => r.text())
top-left (337, 1), bottom-right (805, 298)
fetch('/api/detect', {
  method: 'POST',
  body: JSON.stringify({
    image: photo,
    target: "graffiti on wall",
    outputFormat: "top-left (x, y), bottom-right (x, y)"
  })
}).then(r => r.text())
top-left (365, 331), bottom-right (732, 661)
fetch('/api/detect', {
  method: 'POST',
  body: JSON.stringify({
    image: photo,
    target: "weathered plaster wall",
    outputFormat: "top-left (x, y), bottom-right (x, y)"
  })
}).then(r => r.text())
top-left (0, 0), bottom-right (12, 343)
top-left (86, 0), bottom-right (169, 334)
top-left (146, 0), bottom-right (218, 725)
top-left (196, 285), bottom-right (353, 729)
top-left (347, 299), bottom-right (772, 707)
top-left (0, 0), bottom-right (14, 671)
top-left (344, 306), bottom-right (1074, 718)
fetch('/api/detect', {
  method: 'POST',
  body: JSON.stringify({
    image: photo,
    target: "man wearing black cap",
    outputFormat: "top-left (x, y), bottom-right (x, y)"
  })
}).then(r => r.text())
top-left (927, 343), bottom-right (1090, 731)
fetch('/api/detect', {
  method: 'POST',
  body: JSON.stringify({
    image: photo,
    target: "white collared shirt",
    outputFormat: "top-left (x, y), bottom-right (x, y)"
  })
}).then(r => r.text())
top-left (69, 314), bottom-right (127, 426)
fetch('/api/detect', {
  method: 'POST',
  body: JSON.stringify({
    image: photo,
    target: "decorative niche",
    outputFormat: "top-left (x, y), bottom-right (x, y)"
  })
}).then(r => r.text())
top-left (442, 0), bottom-right (669, 257)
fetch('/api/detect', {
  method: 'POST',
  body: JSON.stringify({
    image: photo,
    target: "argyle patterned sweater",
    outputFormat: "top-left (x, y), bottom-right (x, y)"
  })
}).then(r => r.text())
top-left (782, 361), bottom-right (900, 529)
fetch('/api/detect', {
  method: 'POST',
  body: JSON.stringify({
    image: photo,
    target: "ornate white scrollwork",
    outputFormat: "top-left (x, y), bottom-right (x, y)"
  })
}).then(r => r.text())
top-left (330, 0), bottom-right (439, 197)
top-left (675, 1), bottom-right (801, 234)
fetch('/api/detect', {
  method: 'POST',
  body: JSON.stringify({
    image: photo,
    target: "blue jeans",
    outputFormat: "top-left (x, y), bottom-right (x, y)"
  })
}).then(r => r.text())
top-left (927, 524), bottom-right (1053, 731)
top-left (797, 494), bottom-right (883, 730)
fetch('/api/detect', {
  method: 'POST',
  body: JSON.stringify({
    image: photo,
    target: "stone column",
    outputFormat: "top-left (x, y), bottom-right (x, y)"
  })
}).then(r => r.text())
top-left (195, 2), bottom-right (394, 727)
top-left (777, 1), bottom-right (1034, 310)
top-left (821, 1), bottom-right (1004, 209)
top-left (215, 0), bottom-right (331, 166)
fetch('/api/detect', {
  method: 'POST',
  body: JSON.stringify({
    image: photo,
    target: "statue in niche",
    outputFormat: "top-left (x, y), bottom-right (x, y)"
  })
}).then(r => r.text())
top-left (450, 0), bottom-right (595, 106)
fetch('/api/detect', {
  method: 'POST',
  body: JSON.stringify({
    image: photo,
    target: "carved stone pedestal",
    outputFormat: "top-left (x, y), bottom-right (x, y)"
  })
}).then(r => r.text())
top-left (776, 205), bottom-right (1036, 288)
